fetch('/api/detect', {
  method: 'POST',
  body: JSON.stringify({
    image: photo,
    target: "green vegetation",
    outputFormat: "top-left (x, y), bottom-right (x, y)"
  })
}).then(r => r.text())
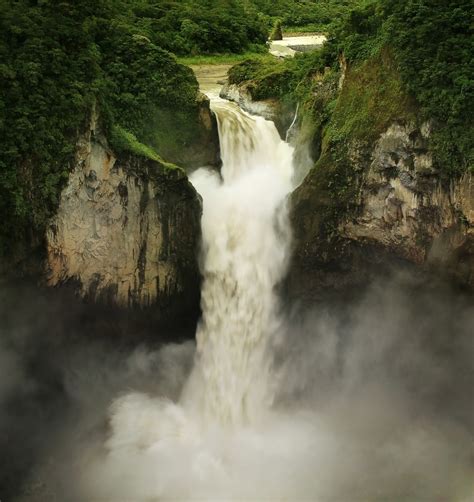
top-left (0, 0), bottom-right (199, 256)
top-left (177, 50), bottom-right (268, 66)
top-left (333, 0), bottom-right (474, 174)
top-left (0, 0), bottom-right (471, 260)
top-left (325, 49), bottom-right (416, 144)
top-left (229, 0), bottom-right (473, 176)
top-left (102, 31), bottom-right (199, 152)
top-left (0, 1), bottom-right (101, 254)
top-left (251, 0), bottom-right (364, 33)
top-left (308, 50), bottom-right (417, 234)
top-left (269, 20), bottom-right (283, 41)
top-left (124, 0), bottom-right (269, 55)
top-left (284, 26), bottom-right (329, 35)
top-left (131, 0), bottom-right (365, 53)
top-left (227, 47), bottom-right (336, 107)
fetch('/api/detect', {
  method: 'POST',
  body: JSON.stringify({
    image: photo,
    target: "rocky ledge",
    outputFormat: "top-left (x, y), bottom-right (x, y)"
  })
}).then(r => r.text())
top-left (219, 82), bottom-right (295, 140)
top-left (46, 111), bottom-right (202, 321)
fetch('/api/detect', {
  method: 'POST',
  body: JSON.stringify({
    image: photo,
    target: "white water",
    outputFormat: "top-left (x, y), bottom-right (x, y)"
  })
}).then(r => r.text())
top-left (182, 96), bottom-right (294, 424)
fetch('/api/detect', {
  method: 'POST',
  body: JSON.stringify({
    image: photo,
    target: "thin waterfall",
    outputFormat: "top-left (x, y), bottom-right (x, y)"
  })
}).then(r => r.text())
top-left (286, 102), bottom-right (299, 143)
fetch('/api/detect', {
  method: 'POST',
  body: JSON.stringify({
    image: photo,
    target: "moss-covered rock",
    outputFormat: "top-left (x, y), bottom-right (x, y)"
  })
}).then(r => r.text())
top-left (289, 52), bottom-right (474, 298)
top-left (146, 92), bottom-right (220, 169)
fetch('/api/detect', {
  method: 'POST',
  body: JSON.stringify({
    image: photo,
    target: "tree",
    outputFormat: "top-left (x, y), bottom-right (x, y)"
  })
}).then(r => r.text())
top-left (269, 19), bottom-right (283, 40)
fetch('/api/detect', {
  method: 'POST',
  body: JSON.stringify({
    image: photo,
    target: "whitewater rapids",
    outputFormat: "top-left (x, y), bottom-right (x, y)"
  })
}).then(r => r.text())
top-left (182, 95), bottom-right (294, 425)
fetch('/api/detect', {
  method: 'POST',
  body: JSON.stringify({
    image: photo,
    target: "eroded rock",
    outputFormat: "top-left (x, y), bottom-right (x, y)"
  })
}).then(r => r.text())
top-left (342, 123), bottom-right (472, 265)
top-left (46, 112), bottom-right (201, 317)
top-left (289, 121), bottom-right (474, 298)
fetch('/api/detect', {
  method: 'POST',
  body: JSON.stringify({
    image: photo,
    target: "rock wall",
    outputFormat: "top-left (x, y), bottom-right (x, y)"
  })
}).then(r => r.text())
top-left (194, 92), bottom-right (221, 167)
top-left (220, 83), bottom-right (278, 121)
top-left (46, 111), bottom-right (202, 319)
top-left (343, 123), bottom-right (473, 266)
top-left (289, 121), bottom-right (474, 299)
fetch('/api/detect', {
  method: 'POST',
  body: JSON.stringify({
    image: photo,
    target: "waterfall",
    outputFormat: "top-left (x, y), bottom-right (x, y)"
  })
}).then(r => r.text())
top-left (182, 96), bottom-right (295, 424)
top-left (88, 95), bottom-right (299, 500)
top-left (285, 102), bottom-right (299, 143)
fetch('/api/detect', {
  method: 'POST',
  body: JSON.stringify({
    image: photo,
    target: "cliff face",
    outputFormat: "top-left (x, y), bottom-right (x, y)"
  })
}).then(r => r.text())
top-left (342, 124), bottom-right (473, 267)
top-left (0, 85), bottom-right (220, 324)
top-left (288, 55), bottom-right (474, 299)
top-left (45, 110), bottom-right (202, 320)
top-left (290, 122), bottom-right (473, 299)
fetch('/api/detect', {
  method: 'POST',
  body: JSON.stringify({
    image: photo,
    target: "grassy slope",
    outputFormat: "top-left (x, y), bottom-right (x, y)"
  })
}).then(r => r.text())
top-left (325, 49), bottom-right (416, 145)
top-left (110, 126), bottom-right (182, 173)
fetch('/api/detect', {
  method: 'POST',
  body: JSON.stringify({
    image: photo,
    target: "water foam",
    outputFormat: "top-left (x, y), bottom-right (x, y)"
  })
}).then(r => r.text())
top-left (182, 97), bottom-right (294, 424)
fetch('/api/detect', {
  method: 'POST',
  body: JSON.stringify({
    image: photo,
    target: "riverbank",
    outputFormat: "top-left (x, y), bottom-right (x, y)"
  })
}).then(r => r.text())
top-left (188, 64), bottom-right (232, 95)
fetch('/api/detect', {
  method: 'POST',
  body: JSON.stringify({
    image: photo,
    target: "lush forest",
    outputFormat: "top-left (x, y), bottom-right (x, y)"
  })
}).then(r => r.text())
top-left (0, 0), bottom-right (198, 256)
top-left (0, 0), bottom-right (472, 258)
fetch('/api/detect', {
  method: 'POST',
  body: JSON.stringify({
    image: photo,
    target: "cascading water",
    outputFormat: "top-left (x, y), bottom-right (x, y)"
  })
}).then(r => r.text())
top-left (85, 93), bottom-right (299, 500)
top-left (182, 95), bottom-right (295, 424)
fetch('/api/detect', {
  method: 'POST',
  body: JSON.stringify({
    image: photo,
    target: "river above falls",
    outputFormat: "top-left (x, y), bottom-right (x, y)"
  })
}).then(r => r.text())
top-left (190, 64), bottom-right (232, 95)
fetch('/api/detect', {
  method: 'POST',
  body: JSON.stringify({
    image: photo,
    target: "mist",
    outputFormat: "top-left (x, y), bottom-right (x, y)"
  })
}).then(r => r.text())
top-left (0, 271), bottom-right (471, 501)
